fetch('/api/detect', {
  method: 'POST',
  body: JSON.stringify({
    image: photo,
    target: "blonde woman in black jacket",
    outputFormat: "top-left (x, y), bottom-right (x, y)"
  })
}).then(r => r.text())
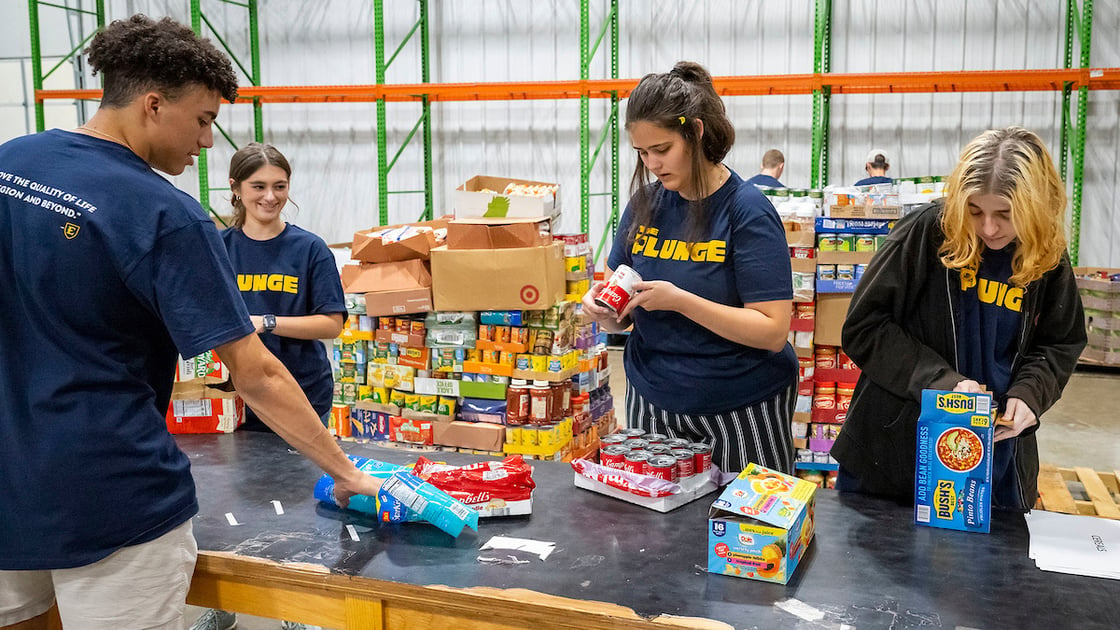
top-left (831, 127), bottom-right (1086, 510)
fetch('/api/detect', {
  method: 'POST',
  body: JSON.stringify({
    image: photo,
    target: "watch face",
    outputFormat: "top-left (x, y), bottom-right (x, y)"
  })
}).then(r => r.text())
top-left (264, 314), bottom-right (277, 331)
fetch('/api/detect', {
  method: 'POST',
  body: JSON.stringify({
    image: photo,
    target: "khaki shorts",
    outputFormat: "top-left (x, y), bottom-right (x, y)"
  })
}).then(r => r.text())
top-left (0, 519), bottom-right (197, 629)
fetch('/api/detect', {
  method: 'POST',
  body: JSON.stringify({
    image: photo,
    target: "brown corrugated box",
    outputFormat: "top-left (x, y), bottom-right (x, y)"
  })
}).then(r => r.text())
top-left (433, 421), bottom-right (505, 452)
top-left (351, 218), bottom-right (450, 263)
top-left (340, 258), bottom-right (431, 294)
top-left (446, 216), bottom-right (552, 249)
top-left (430, 241), bottom-right (565, 311)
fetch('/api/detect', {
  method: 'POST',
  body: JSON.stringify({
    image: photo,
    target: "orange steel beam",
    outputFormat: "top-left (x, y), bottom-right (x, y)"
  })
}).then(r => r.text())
top-left (37, 68), bottom-right (1120, 103)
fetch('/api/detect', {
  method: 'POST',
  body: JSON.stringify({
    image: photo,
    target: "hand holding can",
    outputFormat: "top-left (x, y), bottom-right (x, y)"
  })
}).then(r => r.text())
top-left (594, 264), bottom-right (642, 315)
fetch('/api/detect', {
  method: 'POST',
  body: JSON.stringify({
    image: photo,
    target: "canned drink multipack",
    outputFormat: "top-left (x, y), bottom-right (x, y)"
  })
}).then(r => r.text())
top-left (595, 264), bottom-right (642, 314)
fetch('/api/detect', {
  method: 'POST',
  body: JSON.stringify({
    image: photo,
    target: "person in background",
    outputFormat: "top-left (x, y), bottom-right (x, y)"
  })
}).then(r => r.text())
top-left (0, 16), bottom-right (380, 630)
top-left (188, 144), bottom-right (345, 630)
top-left (855, 149), bottom-right (892, 186)
top-left (831, 127), bottom-right (1086, 510)
top-left (745, 148), bottom-right (786, 188)
top-left (582, 61), bottom-right (798, 478)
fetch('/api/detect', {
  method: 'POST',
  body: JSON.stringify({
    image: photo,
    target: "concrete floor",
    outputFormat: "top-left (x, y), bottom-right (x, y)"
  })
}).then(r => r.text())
top-left (185, 359), bottom-right (1118, 630)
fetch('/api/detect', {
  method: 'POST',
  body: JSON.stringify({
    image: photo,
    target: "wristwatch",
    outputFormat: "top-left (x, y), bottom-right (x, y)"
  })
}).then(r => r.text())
top-left (262, 314), bottom-right (278, 333)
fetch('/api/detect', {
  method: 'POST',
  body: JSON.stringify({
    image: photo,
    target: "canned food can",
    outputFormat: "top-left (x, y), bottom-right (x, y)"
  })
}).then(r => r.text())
top-left (836, 233), bottom-right (856, 252)
top-left (790, 246), bottom-right (814, 259)
top-left (623, 450), bottom-right (651, 474)
top-left (855, 235), bottom-right (876, 252)
top-left (817, 264), bottom-right (836, 281)
top-left (836, 264), bottom-right (855, 280)
top-left (642, 433), bottom-right (668, 444)
top-left (645, 444), bottom-right (673, 456)
top-left (671, 449), bottom-right (696, 478)
top-left (600, 444), bottom-right (629, 469)
top-left (620, 428), bottom-right (646, 438)
top-left (594, 264), bottom-right (642, 314)
top-left (624, 438), bottom-right (649, 451)
top-left (645, 455), bottom-right (679, 483)
top-left (688, 442), bottom-right (713, 474)
top-left (599, 433), bottom-right (628, 446)
top-left (663, 438), bottom-right (690, 450)
top-left (817, 234), bottom-right (842, 252)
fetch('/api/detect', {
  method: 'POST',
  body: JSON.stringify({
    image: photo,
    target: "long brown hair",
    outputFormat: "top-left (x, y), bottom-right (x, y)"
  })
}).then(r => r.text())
top-left (939, 127), bottom-right (1067, 287)
top-left (624, 61), bottom-right (735, 245)
top-left (228, 142), bottom-right (293, 228)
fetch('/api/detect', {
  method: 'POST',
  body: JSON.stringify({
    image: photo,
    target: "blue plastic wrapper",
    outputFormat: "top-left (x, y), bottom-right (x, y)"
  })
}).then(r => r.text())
top-left (379, 471), bottom-right (480, 537)
top-left (313, 455), bottom-right (420, 523)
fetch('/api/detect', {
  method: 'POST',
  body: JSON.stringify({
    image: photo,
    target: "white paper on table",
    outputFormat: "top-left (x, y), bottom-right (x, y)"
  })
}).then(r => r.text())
top-left (479, 536), bottom-right (556, 561)
top-left (1024, 510), bottom-right (1120, 580)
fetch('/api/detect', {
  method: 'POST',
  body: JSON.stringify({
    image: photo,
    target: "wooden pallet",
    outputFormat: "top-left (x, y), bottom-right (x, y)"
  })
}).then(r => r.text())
top-left (1036, 464), bottom-right (1120, 519)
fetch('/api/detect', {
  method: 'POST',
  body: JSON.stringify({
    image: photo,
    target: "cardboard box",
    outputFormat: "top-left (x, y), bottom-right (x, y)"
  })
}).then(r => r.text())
top-left (351, 218), bottom-right (449, 263)
top-left (827, 204), bottom-right (902, 219)
top-left (363, 288), bottom-right (433, 317)
top-left (446, 216), bottom-right (552, 250)
top-left (175, 350), bottom-right (229, 384)
top-left (708, 464), bottom-right (817, 584)
top-left (817, 251), bottom-right (875, 265)
top-left (434, 421), bottom-right (506, 452)
top-left (914, 390), bottom-right (994, 533)
top-left (431, 242), bottom-right (565, 311)
top-left (389, 415), bottom-right (434, 445)
top-left (454, 175), bottom-right (560, 219)
top-left (165, 382), bottom-right (244, 434)
top-left (814, 294), bottom-right (851, 346)
top-left (340, 259), bottom-right (431, 294)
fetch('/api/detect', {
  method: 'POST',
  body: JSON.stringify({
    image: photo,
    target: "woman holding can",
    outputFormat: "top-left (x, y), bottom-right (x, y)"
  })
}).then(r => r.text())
top-left (831, 127), bottom-right (1086, 510)
top-left (582, 61), bottom-right (798, 479)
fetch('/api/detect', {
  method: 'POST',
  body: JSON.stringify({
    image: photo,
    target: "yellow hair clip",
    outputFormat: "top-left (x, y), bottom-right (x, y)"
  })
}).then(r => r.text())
top-left (679, 116), bottom-right (686, 125)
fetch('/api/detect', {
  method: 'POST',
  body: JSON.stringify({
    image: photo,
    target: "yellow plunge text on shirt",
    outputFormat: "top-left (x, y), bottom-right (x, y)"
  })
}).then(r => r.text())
top-left (959, 267), bottom-right (1022, 312)
top-left (237, 273), bottom-right (300, 294)
top-left (631, 226), bottom-right (726, 263)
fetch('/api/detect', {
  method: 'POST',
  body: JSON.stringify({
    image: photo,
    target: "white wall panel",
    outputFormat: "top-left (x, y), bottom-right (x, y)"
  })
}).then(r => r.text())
top-left (3, 0), bottom-right (1118, 264)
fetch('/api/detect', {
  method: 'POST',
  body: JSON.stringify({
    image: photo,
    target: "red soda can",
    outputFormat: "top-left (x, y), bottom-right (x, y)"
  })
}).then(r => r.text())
top-left (645, 455), bottom-right (679, 483)
top-left (599, 444), bottom-right (629, 469)
top-left (594, 264), bottom-right (642, 314)
top-left (671, 449), bottom-right (696, 478)
top-left (688, 442), bottom-right (713, 475)
top-left (623, 450), bottom-right (651, 474)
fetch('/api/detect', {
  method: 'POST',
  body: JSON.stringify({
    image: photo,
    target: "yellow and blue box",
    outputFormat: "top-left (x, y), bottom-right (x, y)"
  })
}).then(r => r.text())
top-left (707, 463), bottom-right (816, 584)
top-left (914, 390), bottom-right (995, 533)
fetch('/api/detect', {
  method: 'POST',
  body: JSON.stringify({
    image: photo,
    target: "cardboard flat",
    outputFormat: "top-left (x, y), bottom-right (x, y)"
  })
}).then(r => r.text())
top-left (434, 421), bottom-right (506, 452)
top-left (341, 259), bottom-right (431, 294)
top-left (573, 471), bottom-right (719, 513)
top-left (827, 204), bottom-right (902, 219)
top-left (454, 175), bottom-right (560, 219)
top-left (817, 251), bottom-right (875, 265)
top-left (814, 294), bottom-right (851, 347)
top-left (351, 218), bottom-right (450, 263)
top-left (363, 287), bottom-right (433, 317)
top-left (446, 216), bottom-right (552, 250)
top-left (431, 242), bottom-right (565, 311)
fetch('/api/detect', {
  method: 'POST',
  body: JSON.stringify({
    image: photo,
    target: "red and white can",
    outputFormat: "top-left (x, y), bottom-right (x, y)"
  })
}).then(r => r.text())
top-left (642, 433), bottom-right (667, 444)
top-left (599, 433), bottom-right (628, 446)
top-left (623, 450), bottom-right (651, 474)
top-left (599, 444), bottom-right (630, 469)
top-left (620, 428), bottom-right (646, 438)
top-left (671, 448), bottom-right (696, 478)
top-left (595, 264), bottom-right (642, 314)
top-left (645, 455), bottom-right (679, 483)
top-left (645, 444), bottom-right (673, 456)
top-left (688, 442), bottom-right (713, 475)
top-left (663, 438), bottom-right (690, 450)
top-left (624, 438), bottom-right (649, 451)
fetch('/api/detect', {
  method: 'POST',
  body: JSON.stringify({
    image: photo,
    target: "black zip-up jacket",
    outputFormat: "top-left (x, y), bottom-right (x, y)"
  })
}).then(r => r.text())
top-left (830, 202), bottom-right (1086, 508)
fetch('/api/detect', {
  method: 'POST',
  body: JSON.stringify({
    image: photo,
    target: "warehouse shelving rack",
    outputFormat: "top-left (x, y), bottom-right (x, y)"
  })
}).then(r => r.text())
top-left (28, 0), bottom-right (1112, 262)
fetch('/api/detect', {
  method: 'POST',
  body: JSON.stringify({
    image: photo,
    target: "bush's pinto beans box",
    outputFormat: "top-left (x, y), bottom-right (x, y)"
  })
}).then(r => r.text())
top-left (915, 390), bottom-right (995, 533)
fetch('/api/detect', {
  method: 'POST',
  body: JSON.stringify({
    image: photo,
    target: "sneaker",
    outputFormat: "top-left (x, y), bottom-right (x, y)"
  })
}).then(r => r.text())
top-left (280, 622), bottom-right (320, 630)
top-left (190, 609), bottom-right (237, 630)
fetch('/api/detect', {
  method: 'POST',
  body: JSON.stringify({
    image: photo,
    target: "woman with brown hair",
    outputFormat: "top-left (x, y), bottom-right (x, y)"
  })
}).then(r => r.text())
top-left (832, 127), bottom-right (1087, 510)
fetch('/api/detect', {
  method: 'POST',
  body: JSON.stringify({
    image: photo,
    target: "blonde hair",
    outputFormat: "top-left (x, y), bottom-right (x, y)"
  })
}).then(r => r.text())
top-left (939, 127), bottom-right (1067, 287)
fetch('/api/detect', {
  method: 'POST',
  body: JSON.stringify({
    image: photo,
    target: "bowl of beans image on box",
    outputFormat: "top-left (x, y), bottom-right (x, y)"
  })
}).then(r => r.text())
top-left (914, 390), bottom-right (995, 533)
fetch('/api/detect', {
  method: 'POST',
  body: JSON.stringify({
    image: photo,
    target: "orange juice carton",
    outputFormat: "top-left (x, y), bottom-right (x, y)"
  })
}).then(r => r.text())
top-left (708, 463), bottom-right (816, 584)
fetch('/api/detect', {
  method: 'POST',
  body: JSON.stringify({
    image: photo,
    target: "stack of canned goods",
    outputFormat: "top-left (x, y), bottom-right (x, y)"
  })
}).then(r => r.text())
top-left (598, 431), bottom-right (712, 483)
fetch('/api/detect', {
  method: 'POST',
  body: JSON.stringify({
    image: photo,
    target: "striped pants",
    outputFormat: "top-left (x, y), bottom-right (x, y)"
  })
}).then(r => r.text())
top-left (625, 381), bottom-right (796, 475)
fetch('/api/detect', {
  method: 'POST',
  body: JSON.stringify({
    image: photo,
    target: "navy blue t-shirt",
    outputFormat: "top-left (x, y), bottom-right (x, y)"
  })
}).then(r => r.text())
top-left (854, 175), bottom-right (892, 186)
top-left (607, 170), bottom-right (798, 414)
top-left (222, 224), bottom-right (346, 428)
top-left (745, 173), bottom-right (785, 189)
top-left (0, 130), bottom-right (254, 570)
top-left (956, 244), bottom-right (1023, 508)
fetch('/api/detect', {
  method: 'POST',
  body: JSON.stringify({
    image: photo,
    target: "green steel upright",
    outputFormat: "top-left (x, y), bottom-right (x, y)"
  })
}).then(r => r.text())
top-left (1060, 0), bottom-right (1093, 265)
top-left (581, 0), bottom-right (620, 261)
top-left (27, 0), bottom-right (106, 132)
top-left (810, 0), bottom-right (832, 188)
top-left (373, 0), bottom-right (433, 226)
top-left (190, 0), bottom-right (264, 217)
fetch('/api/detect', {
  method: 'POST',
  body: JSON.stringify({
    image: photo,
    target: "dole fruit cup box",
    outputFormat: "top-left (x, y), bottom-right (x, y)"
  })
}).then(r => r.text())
top-left (914, 390), bottom-right (995, 533)
top-left (708, 463), bottom-right (816, 584)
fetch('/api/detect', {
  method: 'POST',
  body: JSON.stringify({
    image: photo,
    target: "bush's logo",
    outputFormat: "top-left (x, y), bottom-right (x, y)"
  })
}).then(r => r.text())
top-left (63, 222), bottom-right (80, 239)
top-left (936, 393), bottom-right (975, 414)
top-left (934, 480), bottom-right (957, 519)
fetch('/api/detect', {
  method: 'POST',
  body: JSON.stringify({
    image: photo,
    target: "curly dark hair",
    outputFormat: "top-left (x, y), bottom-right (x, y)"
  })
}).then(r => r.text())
top-left (85, 14), bottom-right (238, 107)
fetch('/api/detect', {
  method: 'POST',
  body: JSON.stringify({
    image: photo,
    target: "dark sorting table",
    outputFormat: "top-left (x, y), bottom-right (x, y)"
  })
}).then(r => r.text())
top-left (178, 432), bottom-right (1117, 629)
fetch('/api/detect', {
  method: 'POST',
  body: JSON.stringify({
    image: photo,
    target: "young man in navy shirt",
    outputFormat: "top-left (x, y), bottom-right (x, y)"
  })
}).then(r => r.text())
top-left (855, 149), bottom-right (892, 186)
top-left (744, 148), bottom-right (786, 189)
top-left (0, 15), bottom-right (380, 630)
